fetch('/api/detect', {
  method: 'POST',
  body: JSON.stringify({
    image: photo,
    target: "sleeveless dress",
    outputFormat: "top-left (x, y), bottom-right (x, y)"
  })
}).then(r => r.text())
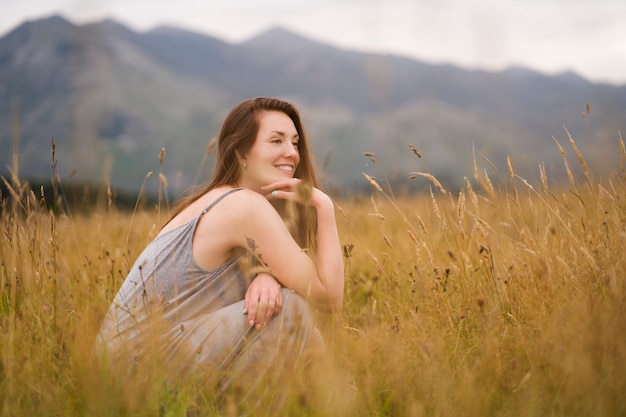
top-left (96, 188), bottom-right (323, 391)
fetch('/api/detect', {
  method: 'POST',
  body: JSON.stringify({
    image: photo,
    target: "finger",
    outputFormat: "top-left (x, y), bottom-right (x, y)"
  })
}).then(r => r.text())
top-left (244, 285), bottom-right (259, 319)
top-left (246, 296), bottom-right (258, 327)
top-left (265, 190), bottom-right (282, 201)
top-left (255, 300), bottom-right (270, 329)
top-left (244, 286), bottom-right (252, 316)
top-left (261, 179), bottom-right (297, 191)
top-left (262, 298), bottom-right (275, 324)
top-left (274, 290), bottom-right (283, 315)
top-left (261, 179), bottom-right (300, 194)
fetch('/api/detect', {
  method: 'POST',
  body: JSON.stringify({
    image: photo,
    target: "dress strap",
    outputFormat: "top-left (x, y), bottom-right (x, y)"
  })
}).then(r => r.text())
top-left (200, 188), bottom-right (244, 215)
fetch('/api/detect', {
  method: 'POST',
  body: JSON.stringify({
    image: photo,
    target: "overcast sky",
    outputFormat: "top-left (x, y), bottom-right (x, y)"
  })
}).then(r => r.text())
top-left (1, 0), bottom-right (625, 85)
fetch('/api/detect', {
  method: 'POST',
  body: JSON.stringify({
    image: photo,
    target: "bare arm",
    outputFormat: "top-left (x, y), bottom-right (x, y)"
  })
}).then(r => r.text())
top-left (294, 187), bottom-right (344, 310)
top-left (232, 185), bottom-right (344, 312)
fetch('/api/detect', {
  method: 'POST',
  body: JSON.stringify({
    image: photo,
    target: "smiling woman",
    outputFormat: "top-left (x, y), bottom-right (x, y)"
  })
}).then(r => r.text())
top-left (95, 97), bottom-right (344, 407)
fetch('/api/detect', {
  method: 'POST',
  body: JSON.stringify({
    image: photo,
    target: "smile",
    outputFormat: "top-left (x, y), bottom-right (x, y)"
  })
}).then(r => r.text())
top-left (275, 165), bottom-right (294, 173)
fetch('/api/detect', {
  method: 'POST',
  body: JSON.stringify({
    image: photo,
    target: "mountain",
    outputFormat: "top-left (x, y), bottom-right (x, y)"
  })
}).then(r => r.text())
top-left (1, 15), bottom-right (624, 198)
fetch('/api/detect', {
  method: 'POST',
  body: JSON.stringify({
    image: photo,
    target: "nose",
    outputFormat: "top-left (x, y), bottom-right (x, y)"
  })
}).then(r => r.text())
top-left (284, 142), bottom-right (299, 160)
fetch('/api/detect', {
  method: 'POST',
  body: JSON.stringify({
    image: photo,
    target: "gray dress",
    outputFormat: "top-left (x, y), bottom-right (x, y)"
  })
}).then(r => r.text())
top-left (97, 188), bottom-right (323, 392)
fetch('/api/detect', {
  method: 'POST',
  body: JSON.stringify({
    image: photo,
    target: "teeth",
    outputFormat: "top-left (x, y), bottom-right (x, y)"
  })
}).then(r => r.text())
top-left (276, 165), bottom-right (293, 172)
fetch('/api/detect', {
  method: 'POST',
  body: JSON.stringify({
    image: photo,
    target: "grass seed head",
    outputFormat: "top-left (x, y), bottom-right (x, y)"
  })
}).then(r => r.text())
top-left (507, 155), bottom-right (516, 178)
top-left (539, 162), bottom-right (549, 190)
top-left (363, 173), bottom-right (383, 192)
top-left (342, 243), bottom-right (354, 258)
top-left (553, 136), bottom-right (576, 186)
top-left (409, 144), bottom-right (422, 158)
top-left (565, 126), bottom-right (589, 178)
top-left (158, 173), bottom-right (168, 188)
top-left (409, 172), bottom-right (447, 195)
top-left (363, 152), bottom-right (377, 163)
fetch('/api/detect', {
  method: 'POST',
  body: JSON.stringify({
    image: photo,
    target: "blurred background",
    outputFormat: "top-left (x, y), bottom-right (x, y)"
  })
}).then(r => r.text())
top-left (1, 0), bottom-right (624, 200)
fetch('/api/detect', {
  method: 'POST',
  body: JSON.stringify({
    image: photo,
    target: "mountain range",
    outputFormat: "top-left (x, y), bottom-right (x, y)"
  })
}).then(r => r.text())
top-left (1, 14), bottom-right (624, 198)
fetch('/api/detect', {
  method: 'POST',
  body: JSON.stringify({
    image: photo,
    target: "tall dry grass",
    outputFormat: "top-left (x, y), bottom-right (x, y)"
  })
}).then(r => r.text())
top-left (1, 130), bottom-right (625, 416)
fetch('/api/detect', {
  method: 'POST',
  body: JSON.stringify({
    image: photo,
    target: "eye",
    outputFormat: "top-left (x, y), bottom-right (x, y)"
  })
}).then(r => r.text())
top-left (292, 141), bottom-right (299, 149)
top-left (271, 138), bottom-right (282, 144)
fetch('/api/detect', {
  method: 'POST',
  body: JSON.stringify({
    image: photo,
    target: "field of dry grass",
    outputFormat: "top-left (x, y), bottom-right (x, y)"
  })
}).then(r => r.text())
top-left (1, 134), bottom-right (625, 416)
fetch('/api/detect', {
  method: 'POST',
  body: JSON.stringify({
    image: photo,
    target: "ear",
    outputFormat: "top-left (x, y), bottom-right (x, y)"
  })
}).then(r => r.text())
top-left (235, 149), bottom-right (247, 169)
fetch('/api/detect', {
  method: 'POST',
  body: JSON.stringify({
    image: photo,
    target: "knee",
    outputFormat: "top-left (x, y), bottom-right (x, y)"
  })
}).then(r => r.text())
top-left (280, 289), bottom-right (316, 328)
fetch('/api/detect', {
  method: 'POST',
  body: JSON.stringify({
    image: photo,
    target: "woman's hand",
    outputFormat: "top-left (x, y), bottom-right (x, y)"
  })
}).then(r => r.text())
top-left (244, 272), bottom-right (283, 329)
top-left (262, 178), bottom-right (331, 209)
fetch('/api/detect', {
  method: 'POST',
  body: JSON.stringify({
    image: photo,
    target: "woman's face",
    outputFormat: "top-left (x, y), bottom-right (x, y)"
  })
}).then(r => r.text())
top-left (239, 110), bottom-right (301, 192)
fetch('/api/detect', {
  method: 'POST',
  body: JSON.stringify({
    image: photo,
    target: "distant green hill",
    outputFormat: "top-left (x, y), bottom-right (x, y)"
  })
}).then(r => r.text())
top-left (1, 15), bottom-right (624, 197)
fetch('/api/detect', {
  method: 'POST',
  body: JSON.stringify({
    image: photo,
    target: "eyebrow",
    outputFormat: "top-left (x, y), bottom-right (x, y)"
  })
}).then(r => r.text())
top-left (269, 131), bottom-right (299, 139)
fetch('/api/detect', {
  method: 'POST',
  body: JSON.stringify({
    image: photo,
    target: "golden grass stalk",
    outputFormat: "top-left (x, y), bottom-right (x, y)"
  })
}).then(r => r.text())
top-left (564, 126), bottom-right (589, 180)
top-left (429, 187), bottom-right (447, 231)
top-left (539, 162), bottom-right (548, 190)
top-left (618, 131), bottom-right (626, 179)
top-left (408, 172), bottom-right (447, 195)
top-left (363, 173), bottom-right (383, 192)
top-left (464, 176), bottom-right (479, 211)
top-left (507, 155), bottom-right (516, 178)
top-left (414, 212), bottom-right (427, 235)
top-left (368, 195), bottom-right (385, 221)
top-left (472, 143), bottom-right (480, 181)
top-left (476, 150), bottom-right (499, 174)
top-left (456, 189), bottom-right (466, 228)
top-left (553, 135), bottom-right (576, 186)
top-left (481, 168), bottom-right (496, 199)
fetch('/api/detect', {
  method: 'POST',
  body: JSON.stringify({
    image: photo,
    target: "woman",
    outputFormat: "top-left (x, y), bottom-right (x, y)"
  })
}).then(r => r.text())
top-left (97, 97), bottom-right (344, 396)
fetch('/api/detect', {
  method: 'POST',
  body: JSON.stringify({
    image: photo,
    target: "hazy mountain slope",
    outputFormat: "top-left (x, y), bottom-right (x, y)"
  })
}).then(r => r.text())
top-left (0, 16), bottom-right (236, 193)
top-left (0, 15), bottom-right (623, 197)
top-left (0, 16), bottom-right (76, 174)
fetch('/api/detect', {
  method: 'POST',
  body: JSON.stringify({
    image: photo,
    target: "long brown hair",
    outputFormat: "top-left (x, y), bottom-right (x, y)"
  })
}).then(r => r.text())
top-left (168, 97), bottom-right (319, 251)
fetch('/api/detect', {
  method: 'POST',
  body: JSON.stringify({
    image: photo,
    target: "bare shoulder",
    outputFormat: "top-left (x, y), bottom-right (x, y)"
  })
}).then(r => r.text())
top-left (229, 187), bottom-right (267, 204)
top-left (190, 187), bottom-right (268, 212)
top-left (204, 188), bottom-right (287, 247)
top-left (216, 188), bottom-right (279, 219)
